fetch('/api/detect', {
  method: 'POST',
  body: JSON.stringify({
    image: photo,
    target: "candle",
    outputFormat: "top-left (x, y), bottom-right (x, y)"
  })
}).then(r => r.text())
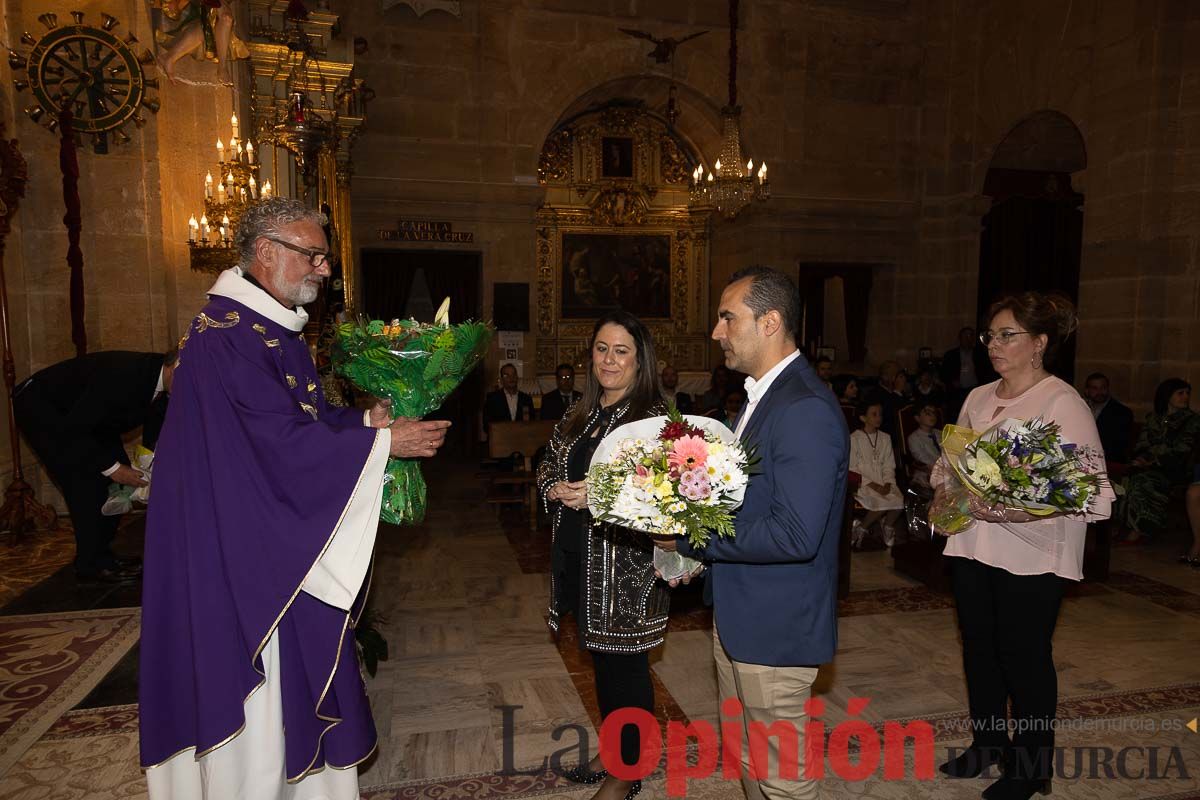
top-left (249, 176), bottom-right (258, 198)
top-left (230, 135), bottom-right (239, 156)
top-left (219, 225), bottom-right (226, 242)
top-left (204, 172), bottom-right (213, 199)
top-left (758, 162), bottom-right (767, 183)
top-left (747, 158), bottom-right (754, 173)
top-left (199, 214), bottom-right (209, 241)
top-left (226, 170), bottom-right (234, 188)
top-left (246, 141), bottom-right (255, 165)
top-left (188, 215), bottom-right (198, 243)
top-left (217, 183), bottom-right (226, 203)
top-left (240, 187), bottom-right (247, 203)
top-left (715, 158), bottom-right (722, 173)
top-left (262, 180), bottom-right (272, 199)
top-left (222, 214), bottom-right (231, 241)
top-left (230, 113), bottom-right (239, 139)
top-left (216, 138), bottom-right (224, 161)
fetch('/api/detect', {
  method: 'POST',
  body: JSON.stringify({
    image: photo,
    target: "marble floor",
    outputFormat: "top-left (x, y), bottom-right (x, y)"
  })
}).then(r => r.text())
top-left (1, 457), bottom-right (1198, 800)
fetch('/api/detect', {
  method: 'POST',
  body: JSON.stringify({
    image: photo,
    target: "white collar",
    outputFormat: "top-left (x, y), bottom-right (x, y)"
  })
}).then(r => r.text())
top-left (744, 349), bottom-right (801, 404)
top-left (208, 267), bottom-right (309, 333)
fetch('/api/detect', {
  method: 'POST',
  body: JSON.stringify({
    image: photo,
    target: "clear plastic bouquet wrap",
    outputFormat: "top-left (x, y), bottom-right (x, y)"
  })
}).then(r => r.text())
top-left (587, 408), bottom-right (754, 581)
top-left (332, 301), bottom-right (493, 524)
top-left (929, 417), bottom-right (1106, 552)
top-left (101, 445), bottom-right (154, 516)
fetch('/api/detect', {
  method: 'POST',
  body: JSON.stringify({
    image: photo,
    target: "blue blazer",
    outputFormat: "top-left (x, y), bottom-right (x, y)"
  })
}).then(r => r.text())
top-left (680, 354), bottom-right (848, 667)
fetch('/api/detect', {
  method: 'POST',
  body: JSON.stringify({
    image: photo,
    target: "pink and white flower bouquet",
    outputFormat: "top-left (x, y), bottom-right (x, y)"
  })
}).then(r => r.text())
top-left (587, 407), bottom-right (754, 581)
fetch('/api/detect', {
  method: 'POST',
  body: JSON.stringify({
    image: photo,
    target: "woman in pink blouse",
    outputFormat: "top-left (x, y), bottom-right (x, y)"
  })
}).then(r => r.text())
top-left (932, 292), bottom-right (1113, 800)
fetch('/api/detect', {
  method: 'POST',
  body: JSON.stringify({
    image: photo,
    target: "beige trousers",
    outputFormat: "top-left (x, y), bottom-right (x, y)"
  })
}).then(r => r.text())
top-left (713, 628), bottom-right (820, 800)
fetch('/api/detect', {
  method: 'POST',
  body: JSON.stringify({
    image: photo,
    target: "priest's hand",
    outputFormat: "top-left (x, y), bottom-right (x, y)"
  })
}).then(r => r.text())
top-left (367, 398), bottom-right (393, 428)
top-left (111, 464), bottom-right (148, 488)
top-left (387, 418), bottom-right (451, 458)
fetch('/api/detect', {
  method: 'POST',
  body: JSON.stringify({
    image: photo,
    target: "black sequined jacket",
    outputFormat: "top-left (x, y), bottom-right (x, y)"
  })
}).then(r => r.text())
top-left (537, 399), bottom-right (669, 653)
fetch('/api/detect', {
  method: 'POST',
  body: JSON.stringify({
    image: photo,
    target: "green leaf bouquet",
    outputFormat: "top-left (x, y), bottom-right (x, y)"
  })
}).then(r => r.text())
top-left (332, 303), bottom-right (493, 524)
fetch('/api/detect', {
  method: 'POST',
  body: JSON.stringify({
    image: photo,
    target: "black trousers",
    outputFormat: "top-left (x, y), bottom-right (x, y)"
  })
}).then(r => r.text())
top-left (561, 547), bottom-right (656, 769)
top-left (950, 556), bottom-right (1065, 780)
top-left (14, 393), bottom-right (121, 575)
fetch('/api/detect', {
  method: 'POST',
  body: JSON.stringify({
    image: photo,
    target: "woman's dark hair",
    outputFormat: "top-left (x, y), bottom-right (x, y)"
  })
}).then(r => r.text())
top-left (986, 291), bottom-right (1078, 367)
top-left (832, 374), bottom-right (857, 401)
top-left (710, 364), bottom-right (730, 391)
top-left (561, 310), bottom-right (664, 439)
top-left (1153, 377), bottom-right (1191, 416)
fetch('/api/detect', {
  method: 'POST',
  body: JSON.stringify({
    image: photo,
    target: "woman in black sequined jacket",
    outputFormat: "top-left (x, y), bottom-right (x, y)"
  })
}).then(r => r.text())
top-left (536, 310), bottom-right (668, 800)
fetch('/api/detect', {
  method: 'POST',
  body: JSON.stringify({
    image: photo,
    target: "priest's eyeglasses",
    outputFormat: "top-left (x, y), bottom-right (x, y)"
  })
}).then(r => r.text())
top-left (979, 330), bottom-right (1032, 346)
top-left (263, 236), bottom-right (335, 269)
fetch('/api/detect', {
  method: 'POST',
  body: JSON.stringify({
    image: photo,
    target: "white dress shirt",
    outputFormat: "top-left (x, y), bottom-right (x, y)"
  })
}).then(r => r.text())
top-left (734, 350), bottom-right (801, 438)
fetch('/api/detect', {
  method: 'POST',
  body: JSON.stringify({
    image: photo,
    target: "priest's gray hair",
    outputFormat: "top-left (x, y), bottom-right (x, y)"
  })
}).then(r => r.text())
top-left (236, 197), bottom-right (328, 269)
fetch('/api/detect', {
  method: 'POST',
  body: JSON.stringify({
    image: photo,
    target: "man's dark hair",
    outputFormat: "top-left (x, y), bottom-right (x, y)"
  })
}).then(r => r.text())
top-left (1085, 372), bottom-right (1108, 384)
top-left (499, 363), bottom-right (517, 377)
top-left (729, 266), bottom-right (800, 341)
top-left (815, 355), bottom-right (832, 367)
top-left (555, 363), bottom-right (573, 375)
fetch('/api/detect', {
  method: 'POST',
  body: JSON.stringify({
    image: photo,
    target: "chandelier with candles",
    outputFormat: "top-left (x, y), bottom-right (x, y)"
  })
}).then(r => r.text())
top-left (187, 113), bottom-right (272, 272)
top-left (688, 0), bottom-right (769, 219)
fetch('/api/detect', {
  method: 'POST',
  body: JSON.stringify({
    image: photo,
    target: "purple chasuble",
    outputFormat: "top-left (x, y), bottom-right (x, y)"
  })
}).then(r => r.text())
top-left (139, 280), bottom-right (379, 780)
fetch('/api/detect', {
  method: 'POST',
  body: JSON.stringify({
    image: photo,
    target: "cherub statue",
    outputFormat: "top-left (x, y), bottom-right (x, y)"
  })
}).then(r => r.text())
top-left (150, 0), bottom-right (248, 84)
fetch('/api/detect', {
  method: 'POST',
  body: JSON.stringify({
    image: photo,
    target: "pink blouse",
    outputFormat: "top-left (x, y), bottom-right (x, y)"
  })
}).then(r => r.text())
top-left (937, 376), bottom-right (1115, 581)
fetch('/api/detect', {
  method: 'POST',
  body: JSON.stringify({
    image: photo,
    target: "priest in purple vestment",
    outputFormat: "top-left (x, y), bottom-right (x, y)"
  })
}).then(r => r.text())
top-left (139, 198), bottom-right (451, 800)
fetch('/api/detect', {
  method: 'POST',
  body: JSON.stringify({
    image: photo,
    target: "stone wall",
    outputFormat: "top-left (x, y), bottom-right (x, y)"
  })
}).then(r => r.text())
top-left (0, 0), bottom-right (230, 499)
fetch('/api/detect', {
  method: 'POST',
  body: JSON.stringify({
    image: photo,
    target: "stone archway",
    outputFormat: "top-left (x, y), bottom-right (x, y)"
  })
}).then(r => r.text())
top-left (978, 109), bottom-right (1087, 382)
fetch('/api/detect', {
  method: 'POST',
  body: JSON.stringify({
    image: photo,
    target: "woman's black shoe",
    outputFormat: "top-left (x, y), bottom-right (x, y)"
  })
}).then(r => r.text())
top-left (562, 765), bottom-right (607, 784)
top-left (938, 745), bottom-right (1005, 778)
top-left (982, 775), bottom-right (1052, 799)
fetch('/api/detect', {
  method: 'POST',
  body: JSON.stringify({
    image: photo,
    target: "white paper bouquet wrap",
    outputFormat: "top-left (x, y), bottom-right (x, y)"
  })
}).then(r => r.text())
top-left (587, 412), bottom-right (751, 581)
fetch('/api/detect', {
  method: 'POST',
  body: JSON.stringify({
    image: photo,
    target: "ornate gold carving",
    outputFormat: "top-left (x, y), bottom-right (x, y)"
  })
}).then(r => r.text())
top-left (535, 102), bottom-right (710, 369)
top-left (538, 128), bottom-right (572, 184)
top-left (253, 324), bottom-right (267, 334)
top-left (287, 375), bottom-right (297, 388)
top-left (195, 311), bottom-right (241, 332)
top-left (591, 188), bottom-right (646, 227)
top-left (300, 402), bottom-right (318, 420)
top-left (660, 135), bottom-right (689, 184)
top-left (307, 379), bottom-right (317, 393)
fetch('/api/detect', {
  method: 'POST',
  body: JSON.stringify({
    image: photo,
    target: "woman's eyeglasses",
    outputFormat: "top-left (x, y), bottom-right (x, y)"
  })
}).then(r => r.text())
top-left (263, 236), bottom-right (335, 268)
top-left (979, 330), bottom-right (1032, 346)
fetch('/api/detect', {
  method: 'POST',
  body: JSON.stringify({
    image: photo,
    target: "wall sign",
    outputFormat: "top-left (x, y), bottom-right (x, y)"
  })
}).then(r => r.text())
top-left (378, 219), bottom-right (474, 243)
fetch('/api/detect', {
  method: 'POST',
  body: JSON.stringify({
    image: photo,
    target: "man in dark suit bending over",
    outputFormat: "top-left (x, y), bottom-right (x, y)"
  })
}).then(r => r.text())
top-left (657, 266), bottom-right (847, 800)
top-left (14, 349), bottom-right (176, 583)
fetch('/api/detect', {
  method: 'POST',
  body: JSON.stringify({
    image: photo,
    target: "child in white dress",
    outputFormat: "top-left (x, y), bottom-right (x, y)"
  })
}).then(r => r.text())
top-left (850, 399), bottom-right (905, 547)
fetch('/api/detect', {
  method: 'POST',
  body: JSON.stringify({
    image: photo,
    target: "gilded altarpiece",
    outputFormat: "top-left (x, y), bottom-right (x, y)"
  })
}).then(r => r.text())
top-left (536, 105), bottom-right (711, 373)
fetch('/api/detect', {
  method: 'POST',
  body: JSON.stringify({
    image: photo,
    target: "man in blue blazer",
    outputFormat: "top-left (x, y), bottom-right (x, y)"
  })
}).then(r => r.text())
top-left (659, 266), bottom-right (848, 800)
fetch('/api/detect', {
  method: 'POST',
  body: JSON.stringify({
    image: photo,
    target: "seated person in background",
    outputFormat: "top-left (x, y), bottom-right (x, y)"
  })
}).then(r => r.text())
top-left (890, 369), bottom-right (912, 403)
top-left (911, 366), bottom-right (944, 408)
top-left (484, 363), bottom-right (534, 429)
top-left (814, 355), bottom-right (834, 390)
top-left (717, 389), bottom-right (746, 429)
top-left (661, 364), bottom-right (693, 413)
top-left (1084, 371), bottom-right (1134, 463)
top-left (1183, 466), bottom-right (1200, 567)
top-left (906, 402), bottom-right (942, 489)
top-left (833, 374), bottom-right (859, 406)
top-left (697, 364), bottom-right (731, 416)
top-left (849, 395), bottom-right (905, 548)
top-left (1118, 378), bottom-right (1200, 542)
top-left (876, 361), bottom-right (903, 436)
top-left (540, 363), bottom-right (582, 421)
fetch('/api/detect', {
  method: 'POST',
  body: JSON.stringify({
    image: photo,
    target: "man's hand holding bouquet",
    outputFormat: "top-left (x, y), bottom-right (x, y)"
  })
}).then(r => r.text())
top-left (586, 407), bottom-right (755, 582)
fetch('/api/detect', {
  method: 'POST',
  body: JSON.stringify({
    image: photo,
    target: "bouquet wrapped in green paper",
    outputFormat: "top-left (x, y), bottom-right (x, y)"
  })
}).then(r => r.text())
top-left (332, 299), bottom-right (493, 524)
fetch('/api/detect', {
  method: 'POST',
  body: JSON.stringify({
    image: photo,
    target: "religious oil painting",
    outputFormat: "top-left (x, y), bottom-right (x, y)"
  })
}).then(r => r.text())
top-left (601, 136), bottom-right (635, 178)
top-left (561, 233), bottom-right (671, 319)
